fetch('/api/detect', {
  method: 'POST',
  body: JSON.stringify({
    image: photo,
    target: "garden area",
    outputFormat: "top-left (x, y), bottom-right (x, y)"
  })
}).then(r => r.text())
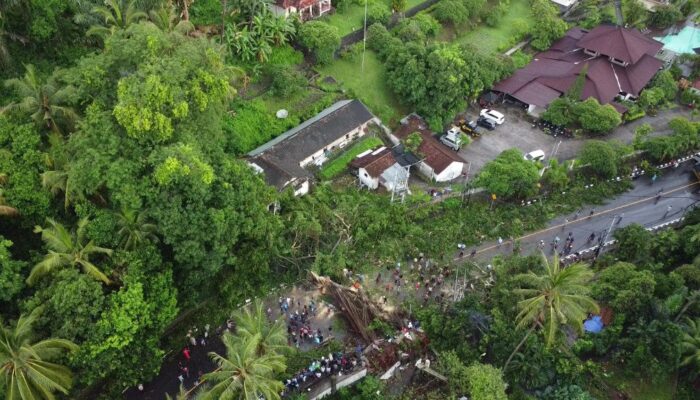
top-left (438, 0), bottom-right (534, 53)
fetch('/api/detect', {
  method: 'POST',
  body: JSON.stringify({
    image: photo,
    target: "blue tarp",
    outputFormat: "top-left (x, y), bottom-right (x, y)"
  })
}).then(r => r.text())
top-left (584, 315), bottom-right (603, 333)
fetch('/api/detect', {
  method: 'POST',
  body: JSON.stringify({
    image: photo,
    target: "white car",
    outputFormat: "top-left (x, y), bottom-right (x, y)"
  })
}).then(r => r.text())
top-left (524, 149), bottom-right (545, 162)
top-left (480, 109), bottom-right (505, 125)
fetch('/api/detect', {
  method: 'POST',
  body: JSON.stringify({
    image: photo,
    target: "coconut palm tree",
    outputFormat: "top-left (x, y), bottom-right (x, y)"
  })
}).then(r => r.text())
top-left (503, 254), bottom-right (598, 370)
top-left (680, 317), bottom-right (700, 373)
top-left (114, 206), bottom-right (158, 250)
top-left (28, 218), bottom-right (113, 285)
top-left (148, 3), bottom-right (194, 34)
top-left (41, 162), bottom-right (82, 211)
top-left (200, 332), bottom-right (285, 400)
top-left (0, 307), bottom-right (78, 400)
top-left (0, 173), bottom-right (19, 217)
top-left (87, 0), bottom-right (147, 39)
top-left (1, 65), bottom-right (78, 134)
top-left (234, 301), bottom-right (287, 357)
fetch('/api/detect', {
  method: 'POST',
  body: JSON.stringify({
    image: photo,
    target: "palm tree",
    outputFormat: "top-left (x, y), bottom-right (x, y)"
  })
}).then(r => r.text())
top-left (1, 65), bottom-right (78, 133)
top-left (114, 206), bottom-right (158, 250)
top-left (87, 0), bottom-right (147, 39)
top-left (148, 4), bottom-right (194, 34)
top-left (234, 301), bottom-right (287, 357)
top-left (0, 173), bottom-right (19, 217)
top-left (503, 254), bottom-right (598, 370)
top-left (200, 332), bottom-right (285, 400)
top-left (680, 317), bottom-right (700, 373)
top-left (28, 218), bottom-right (113, 285)
top-left (41, 163), bottom-right (82, 211)
top-left (0, 307), bottom-right (78, 400)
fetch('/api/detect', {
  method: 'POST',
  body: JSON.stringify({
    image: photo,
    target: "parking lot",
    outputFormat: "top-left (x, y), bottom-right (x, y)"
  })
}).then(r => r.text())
top-left (457, 105), bottom-right (694, 174)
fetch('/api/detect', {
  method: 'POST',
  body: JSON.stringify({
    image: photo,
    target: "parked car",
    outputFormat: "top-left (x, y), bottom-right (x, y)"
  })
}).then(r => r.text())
top-left (458, 119), bottom-right (484, 137)
top-left (480, 109), bottom-right (505, 125)
top-left (439, 126), bottom-right (463, 151)
top-left (477, 116), bottom-right (497, 130)
top-left (524, 149), bottom-right (545, 162)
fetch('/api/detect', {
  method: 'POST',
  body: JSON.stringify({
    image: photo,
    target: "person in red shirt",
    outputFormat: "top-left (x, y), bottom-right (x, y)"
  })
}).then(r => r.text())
top-left (183, 347), bottom-right (191, 362)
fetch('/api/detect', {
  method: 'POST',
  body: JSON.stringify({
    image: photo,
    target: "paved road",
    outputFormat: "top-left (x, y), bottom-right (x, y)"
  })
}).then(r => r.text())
top-left (459, 106), bottom-right (694, 173)
top-left (463, 162), bottom-right (700, 262)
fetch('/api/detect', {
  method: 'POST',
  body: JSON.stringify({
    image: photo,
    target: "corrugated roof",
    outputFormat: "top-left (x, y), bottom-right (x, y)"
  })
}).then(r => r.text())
top-left (247, 99), bottom-right (375, 190)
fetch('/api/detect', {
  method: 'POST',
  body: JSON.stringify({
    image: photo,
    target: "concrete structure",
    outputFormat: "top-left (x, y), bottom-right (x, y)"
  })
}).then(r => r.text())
top-left (350, 146), bottom-right (411, 192)
top-left (493, 25), bottom-right (664, 114)
top-left (270, 0), bottom-right (331, 20)
top-left (388, 115), bottom-right (466, 182)
top-left (248, 100), bottom-right (378, 196)
top-left (550, 0), bottom-right (579, 12)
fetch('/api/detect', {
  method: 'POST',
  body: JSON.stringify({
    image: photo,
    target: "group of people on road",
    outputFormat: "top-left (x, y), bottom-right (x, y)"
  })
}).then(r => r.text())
top-left (371, 254), bottom-right (453, 306)
top-left (282, 351), bottom-right (363, 397)
top-left (280, 297), bottom-right (332, 349)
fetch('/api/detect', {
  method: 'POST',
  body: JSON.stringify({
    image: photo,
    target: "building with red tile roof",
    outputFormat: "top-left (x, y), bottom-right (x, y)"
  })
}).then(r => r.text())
top-left (493, 25), bottom-right (664, 114)
top-left (388, 115), bottom-right (466, 182)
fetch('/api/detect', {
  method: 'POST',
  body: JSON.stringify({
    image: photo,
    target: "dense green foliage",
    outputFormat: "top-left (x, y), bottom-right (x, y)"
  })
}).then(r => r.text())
top-left (475, 149), bottom-right (540, 199)
top-left (542, 97), bottom-right (621, 134)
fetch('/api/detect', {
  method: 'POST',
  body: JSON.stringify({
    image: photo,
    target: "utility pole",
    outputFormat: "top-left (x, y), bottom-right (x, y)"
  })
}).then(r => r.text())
top-left (361, 0), bottom-right (368, 72)
top-left (461, 162), bottom-right (471, 204)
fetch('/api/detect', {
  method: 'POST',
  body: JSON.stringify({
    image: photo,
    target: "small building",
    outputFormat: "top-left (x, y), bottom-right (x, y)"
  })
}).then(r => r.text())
top-left (350, 147), bottom-right (411, 193)
top-left (388, 115), bottom-right (466, 183)
top-left (549, 0), bottom-right (579, 12)
top-left (493, 25), bottom-right (664, 115)
top-left (248, 100), bottom-right (378, 196)
top-left (270, 0), bottom-right (332, 20)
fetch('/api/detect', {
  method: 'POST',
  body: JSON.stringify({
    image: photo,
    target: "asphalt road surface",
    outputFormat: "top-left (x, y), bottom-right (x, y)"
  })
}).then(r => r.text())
top-left (464, 162), bottom-right (700, 262)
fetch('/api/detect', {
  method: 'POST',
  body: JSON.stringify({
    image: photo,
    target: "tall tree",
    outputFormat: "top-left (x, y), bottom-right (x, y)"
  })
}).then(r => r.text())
top-left (201, 332), bottom-right (285, 400)
top-left (148, 4), bottom-right (194, 33)
top-left (0, 172), bottom-right (19, 217)
top-left (1, 65), bottom-right (78, 134)
top-left (504, 254), bottom-right (598, 370)
top-left (234, 301), bottom-right (287, 357)
top-left (0, 307), bottom-right (78, 400)
top-left (114, 207), bottom-right (158, 250)
top-left (87, 0), bottom-right (148, 38)
top-left (29, 218), bottom-right (113, 285)
top-left (680, 317), bottom-right (700, 373)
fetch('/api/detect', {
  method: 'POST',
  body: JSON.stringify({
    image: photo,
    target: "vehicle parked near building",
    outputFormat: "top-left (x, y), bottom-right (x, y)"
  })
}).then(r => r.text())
top-left (480, 109), bottom-right (505, 125)
top-left (439, 126), bottom-right (463, 151)
top-left (477, 116), bottom-right (497, 130)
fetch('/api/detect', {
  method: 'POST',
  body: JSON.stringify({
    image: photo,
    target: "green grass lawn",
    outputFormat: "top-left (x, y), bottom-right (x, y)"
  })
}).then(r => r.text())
top-left (318, 136), bottom-right (383, 180)
top-left (318, 50), bottom-right (406, 126)
top-left (438, 0), bottom-right (533, 54)
top-left (592, 364), bottom-right (677, 400)
top-left (322, 0), bottom-right (427, 37)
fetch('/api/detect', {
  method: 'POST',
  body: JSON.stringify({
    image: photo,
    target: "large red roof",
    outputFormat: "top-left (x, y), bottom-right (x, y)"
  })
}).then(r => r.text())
top-left (493, 25), bottom-right (663, 109)
top-left (576, 25), bottom-right (663, 65)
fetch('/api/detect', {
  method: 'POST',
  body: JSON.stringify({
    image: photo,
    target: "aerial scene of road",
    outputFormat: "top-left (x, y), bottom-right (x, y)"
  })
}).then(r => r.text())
top-left (1, 0), bottom-right (700, 400)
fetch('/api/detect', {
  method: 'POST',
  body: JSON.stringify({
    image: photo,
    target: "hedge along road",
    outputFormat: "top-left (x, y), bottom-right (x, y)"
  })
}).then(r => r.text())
top-left (459, 162), bottom-right (700, 262)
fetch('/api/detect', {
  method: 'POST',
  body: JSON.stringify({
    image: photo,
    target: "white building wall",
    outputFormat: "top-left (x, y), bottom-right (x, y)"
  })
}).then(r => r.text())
top-left (434, 162), bottom-right (464, 182)
top-left (358, 168), bottom-right (379, 189)
top-left (293, 180), bottom-right (310, 196)
top-left (416, 162), bottom-right (435, 180)
top-left (299, 123), bottom-right (369, 168)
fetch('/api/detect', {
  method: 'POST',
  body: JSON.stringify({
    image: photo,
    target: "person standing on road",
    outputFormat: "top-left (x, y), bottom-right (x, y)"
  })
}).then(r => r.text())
top-left (664, 205), bottom-right (672, 218)
top-left (589, 208), bottom-right (595, 218)
top-left (497, 237), bottom-right (503, 248)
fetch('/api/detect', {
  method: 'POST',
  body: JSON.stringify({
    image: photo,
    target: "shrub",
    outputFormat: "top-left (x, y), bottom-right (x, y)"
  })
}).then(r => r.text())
top-left (267, 45), bottom-right (304, 66)
top-left (433, 0), bottom-right (470, 25)
top-left (298, 21), bottom-right (341, 65)
top-left (510, 50), bottom-right (532, 69)
top-left (578, 140), bottom-right (619, 178)
top-left (367, 0), bottom-right (391, 25)
top-left (680, 88), bottom-right (700, 107)
top-left (412, 13), bottom-right (441, 37)
top-left (475, 149), bottom-right (540, 199)
top-left (573, 98), bottom-right (621, 134)
top-left (269, 66), bottom-right (307, 97)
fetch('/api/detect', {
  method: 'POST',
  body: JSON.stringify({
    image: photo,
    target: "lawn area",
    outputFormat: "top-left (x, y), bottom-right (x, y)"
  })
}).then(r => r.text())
top-left (318, 50), bottom-right (406, 126)
top-left (321, 0), bottom-right (428, 37)
top-left (319, 136), bottom-right (384, 180)
top-left (593, 364), bottom-right (677, 400)
top-left (439, 0), bottom-right (533, 54)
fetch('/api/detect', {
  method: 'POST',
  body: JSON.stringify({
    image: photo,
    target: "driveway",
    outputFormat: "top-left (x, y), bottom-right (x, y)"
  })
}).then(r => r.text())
top-left (458, 105), bottom-right (694, 174)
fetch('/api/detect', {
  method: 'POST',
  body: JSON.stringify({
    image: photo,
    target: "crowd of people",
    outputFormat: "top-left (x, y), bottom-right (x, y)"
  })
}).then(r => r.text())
top-left (282, 351), bottom-right (364, 397)
top-left (279, 296), bottom-right (334, 349)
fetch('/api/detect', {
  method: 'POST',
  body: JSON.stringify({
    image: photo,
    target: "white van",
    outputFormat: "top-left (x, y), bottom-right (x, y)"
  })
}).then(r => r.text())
top-left (480, 109), bottom-right (505, 125)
